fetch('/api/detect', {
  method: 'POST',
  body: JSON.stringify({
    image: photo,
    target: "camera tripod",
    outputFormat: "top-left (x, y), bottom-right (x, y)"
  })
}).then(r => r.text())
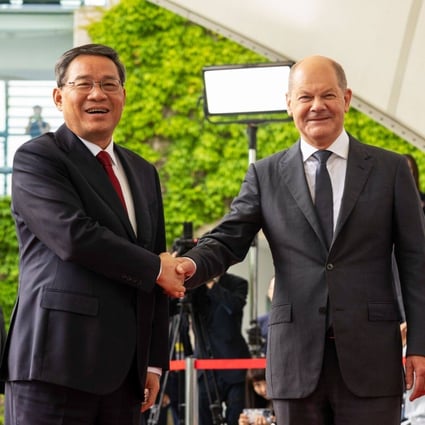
top-left (148, 291), bottom-right (225, 425)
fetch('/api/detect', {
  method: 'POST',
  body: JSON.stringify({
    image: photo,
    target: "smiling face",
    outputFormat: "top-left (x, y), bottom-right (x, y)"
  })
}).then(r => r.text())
top-left (53, 54), bottom-right (126, 148)
top-left (286, 56), bottom-right (352, 149)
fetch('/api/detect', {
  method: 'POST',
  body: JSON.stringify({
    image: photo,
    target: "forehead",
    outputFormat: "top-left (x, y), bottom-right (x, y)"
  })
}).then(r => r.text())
top-left (291, 61), bottom-right (339, 92)
top-left (66, 55), bottom-right (119, 79)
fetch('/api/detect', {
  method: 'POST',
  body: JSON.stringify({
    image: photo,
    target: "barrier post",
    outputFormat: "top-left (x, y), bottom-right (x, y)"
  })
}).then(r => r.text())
top-left (185, 357), bottom-right (198, 425)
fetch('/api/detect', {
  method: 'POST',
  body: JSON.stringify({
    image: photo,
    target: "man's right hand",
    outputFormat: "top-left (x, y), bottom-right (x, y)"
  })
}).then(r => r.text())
top-left (156, 252), bottom-right (187, 298)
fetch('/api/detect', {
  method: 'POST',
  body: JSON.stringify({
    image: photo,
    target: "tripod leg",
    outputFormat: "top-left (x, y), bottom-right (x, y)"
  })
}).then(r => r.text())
top-left (189, 303), bottom-right (225, 425)
top-left (148, 302), bottom-right (190, 425)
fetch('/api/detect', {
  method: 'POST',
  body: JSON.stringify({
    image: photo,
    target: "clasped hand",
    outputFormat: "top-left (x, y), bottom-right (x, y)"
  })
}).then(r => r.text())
top-left (405, 355), bottom-right (425, 401)
top-left (156, 252), bottom-right (195, 298)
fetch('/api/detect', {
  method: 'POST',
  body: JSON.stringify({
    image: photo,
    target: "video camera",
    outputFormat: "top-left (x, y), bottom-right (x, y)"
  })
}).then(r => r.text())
top-left (172, 222), bottom-right (197, 256)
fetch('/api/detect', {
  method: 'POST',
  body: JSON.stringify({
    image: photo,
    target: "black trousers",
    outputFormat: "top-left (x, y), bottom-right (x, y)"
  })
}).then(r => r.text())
top-left (273, 337), bottom-right (402, 425)
top-left (5, 371), bottom-right (141, 425)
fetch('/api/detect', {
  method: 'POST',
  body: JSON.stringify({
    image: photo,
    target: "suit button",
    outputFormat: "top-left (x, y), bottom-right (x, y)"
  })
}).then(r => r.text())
top-left (318, 307), bottom-right (327, 314)
top-left (326, 263), bottom-right (334, 270)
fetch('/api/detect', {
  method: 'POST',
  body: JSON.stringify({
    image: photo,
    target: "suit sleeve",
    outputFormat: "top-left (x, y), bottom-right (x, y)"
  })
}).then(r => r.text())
top-left (185, 163), bottom-right (262, 287)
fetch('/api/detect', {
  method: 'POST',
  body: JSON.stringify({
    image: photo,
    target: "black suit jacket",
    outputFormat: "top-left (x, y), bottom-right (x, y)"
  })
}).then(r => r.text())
top-left (0, 124), bottom-right (169, 395)
top-left (184, 136), bottom-right (425, 399)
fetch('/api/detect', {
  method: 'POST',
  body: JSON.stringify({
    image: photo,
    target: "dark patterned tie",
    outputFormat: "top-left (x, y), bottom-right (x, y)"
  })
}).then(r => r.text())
top-left (313, 150), bottom-right (333, 248)
top-left (96, 151), bottom-right (127, 211)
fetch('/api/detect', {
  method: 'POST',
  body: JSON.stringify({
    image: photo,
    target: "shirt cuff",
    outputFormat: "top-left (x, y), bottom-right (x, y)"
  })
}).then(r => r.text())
top-left (182, 257), bottom-right (197, 279)
top-left (147, 366), bottom-right (162, 376)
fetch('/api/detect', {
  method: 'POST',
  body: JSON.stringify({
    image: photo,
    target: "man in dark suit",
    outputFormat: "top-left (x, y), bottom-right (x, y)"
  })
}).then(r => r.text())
top-left (172, 55), bottom-right (425, 425)
top-left (190, 272), bottom-right (251, 425)
top-left (0, 44), bottom-right (185, 425)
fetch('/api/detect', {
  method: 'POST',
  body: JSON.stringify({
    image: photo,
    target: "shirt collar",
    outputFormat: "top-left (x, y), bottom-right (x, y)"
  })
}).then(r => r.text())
top-left (300, 130), bottom-right (350, 162)
top-left (79, 138), bottom-right (118, 165)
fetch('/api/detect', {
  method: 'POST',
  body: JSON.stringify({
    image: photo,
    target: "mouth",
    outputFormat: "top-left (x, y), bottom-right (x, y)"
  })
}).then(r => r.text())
top-left (308, 115), bottom-right (330, 122)
top-left (86, 108), bottom-right (109, 114)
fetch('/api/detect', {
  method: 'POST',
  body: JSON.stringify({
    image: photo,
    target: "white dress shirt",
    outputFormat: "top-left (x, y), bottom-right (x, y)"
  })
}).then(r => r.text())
top-left (301, 130), bottom-right (349, 231)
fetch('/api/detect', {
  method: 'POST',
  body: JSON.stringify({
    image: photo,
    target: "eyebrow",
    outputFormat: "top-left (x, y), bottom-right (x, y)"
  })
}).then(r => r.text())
top-left (70, 74), bottom-right (120, 81)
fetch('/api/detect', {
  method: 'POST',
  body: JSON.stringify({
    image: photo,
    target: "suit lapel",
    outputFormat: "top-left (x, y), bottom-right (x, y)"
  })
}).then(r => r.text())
top-left (334, 137), bottom-right (373, 239)
top-left (53, 126), bottom-right (136, 241)
top-left (115, 147), bottom-right (153, 247)
top-left (280, 142), bottom-right (327, 248)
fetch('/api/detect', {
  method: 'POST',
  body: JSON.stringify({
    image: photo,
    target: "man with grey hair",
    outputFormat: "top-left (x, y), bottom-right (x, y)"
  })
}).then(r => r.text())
top-left (1, 44), bottom-right (185, 425)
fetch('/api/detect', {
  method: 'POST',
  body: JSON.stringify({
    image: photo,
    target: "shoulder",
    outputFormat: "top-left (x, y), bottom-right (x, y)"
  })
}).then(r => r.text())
top-left (348, 134), bottom-right (404, 162)
top-left (247, 142), bottom-right (299, 179)
top-left (115, 145), bottom-right (156, 169)
top-left (347, 135), bottom-right (409, 176)
top-left (255, 144), bottom-right (297, 168)
top-left (16, 132), bottom-right (57, 157)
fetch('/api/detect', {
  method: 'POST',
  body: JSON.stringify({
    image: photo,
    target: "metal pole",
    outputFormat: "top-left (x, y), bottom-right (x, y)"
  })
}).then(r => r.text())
top-left (185, 357), bottom-right (198, 425)
top-left (246, 124), bottom-right (258, 323)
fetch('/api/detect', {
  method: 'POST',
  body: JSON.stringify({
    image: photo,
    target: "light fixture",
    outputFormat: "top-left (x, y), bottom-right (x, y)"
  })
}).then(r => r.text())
top-left (202, 62), bottom-right (292, 123)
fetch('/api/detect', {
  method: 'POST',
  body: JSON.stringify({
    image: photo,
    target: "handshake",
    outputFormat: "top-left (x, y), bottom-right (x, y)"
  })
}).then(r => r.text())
top-left (156, 252), bottom-right (195, 298)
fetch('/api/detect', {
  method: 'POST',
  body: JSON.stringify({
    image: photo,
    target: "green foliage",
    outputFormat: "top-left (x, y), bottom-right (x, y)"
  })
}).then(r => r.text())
top-left (0, 395), bottom-right (3, 425)
top-left (345, 109), bottom-right (425, 188)
top-left (0, 197), bottom-right (18, 330)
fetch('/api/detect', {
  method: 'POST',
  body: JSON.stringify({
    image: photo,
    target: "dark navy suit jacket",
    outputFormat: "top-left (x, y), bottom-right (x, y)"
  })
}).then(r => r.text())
top-left (0, 124), bottom-right (169, 395)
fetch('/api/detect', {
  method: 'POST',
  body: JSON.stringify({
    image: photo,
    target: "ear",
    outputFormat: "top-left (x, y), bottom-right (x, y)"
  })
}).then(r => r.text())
top-left (53, 88), bottom-right (63, 111)
top-left (343, 88), bottom-right (352, 113)
top-left (285, 93), bottom-right (292, 116)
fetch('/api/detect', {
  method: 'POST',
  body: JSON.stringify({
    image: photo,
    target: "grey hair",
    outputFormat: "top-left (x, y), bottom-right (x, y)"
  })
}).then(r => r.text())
top-left (55, 44), bottom-right (126, 87)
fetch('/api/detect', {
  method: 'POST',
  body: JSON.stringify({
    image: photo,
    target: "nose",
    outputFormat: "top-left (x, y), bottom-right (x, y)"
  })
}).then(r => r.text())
top-left (88, 83), bottom-right (107, 97)
top-left (92, 82), bottom-right (104, 91)
top-left (311, 96), bottom-right (326, 110)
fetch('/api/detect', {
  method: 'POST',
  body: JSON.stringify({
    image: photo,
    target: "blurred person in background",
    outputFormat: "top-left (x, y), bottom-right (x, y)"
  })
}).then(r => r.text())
top-left (238, 368), bottom-right (274, 425)
top-left (25, 105), bottom-right (50, 138)
top-left (403, 154), bottom-right (425, 213)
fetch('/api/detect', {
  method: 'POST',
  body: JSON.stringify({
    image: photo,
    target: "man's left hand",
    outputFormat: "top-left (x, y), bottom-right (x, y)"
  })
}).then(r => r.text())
top-left (405, 355), bottom-right (425, 401)
top-left (141, 372), bottom-right (160, 412)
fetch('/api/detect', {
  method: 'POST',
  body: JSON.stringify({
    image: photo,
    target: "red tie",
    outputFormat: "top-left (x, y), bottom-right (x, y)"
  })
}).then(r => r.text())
top-left (96, 151), bottom-right (127, 211)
